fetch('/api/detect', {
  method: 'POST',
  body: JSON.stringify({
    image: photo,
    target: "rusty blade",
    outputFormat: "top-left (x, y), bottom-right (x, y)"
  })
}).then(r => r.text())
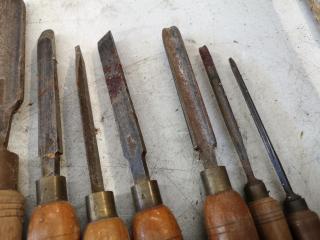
top-left (199, 46), bottom-right (256, 182)
top-left (98, 31), bottom-right (149, 183)
top-left (75, 46), bottom-right (104, 193)
top-left (38, 30), bottom-right (62, 177)
top-left (229, 58), bottom-right (294, 195)
top-left (162, 26), bottom-right (217, 168)
top-left (0, 0), bottom-right (26, 148)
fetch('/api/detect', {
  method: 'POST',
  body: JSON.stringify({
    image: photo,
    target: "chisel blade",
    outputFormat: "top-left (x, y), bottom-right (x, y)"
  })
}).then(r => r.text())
top-left (162, 26), bottom-right (217, 168)
top-left (98, 31), bottom-right (149, 183)
top-left (229, 58), bottom-right (294, 195)
top-left (75, 46), bottom-right (104, 193)
top-left (38, 30), bottom-right (62, 177)
top-left (0, 0), bottom-right (26, 148)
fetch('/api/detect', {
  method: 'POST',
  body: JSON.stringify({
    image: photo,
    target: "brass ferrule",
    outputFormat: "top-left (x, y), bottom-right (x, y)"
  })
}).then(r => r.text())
top-left (131, 179), bottom-right (162, 211)
top-left (244, 179), bottom-right (269, 202)
top-left (86, 191), bottom-right (117, 222)
top-left (201, 166), bottom-right (232, 195)
top-left (36, 176), bottom-right (68, 205)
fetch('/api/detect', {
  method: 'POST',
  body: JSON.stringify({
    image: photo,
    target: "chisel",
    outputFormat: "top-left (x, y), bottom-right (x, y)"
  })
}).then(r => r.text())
top-left (229, 58), bottom-right (320, 240)
top-left (199, 46), bottom-right (292, 240)
top-left (98, 31), bottom-right (182, 240)
top-left (162, 26), bottom-right (259, 240)
top-left (27, 30), bottom-right (80, 240)
top-left (75, 46), bottom-right (130, 240)
top-left (0, 0), bottom-right (26, 238)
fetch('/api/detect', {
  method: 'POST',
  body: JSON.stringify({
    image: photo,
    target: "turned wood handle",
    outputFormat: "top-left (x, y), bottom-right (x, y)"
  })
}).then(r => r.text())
top-left (249, 196), bottom-right (292, 240)
top-left (27, 200), bottom-right (80, 240)
top-left (83, 217), bottom-right (130, 240)
top-left (204, 189), bottom-right (259, 240)
top-left (286, 209), bottom-right (320, 240)
top-left (0, 190), bottom-right (24, 240)
top-left (133, 204), bottom-right (182, 240)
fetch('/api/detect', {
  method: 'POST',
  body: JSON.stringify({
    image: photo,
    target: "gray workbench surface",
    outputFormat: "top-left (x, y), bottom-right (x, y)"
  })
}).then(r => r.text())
top-left (15, 0), bottom-right (320, 238)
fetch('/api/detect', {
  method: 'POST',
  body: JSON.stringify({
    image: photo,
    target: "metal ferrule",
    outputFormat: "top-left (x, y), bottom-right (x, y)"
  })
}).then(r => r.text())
top-left (131, 179), bottom-right (162, 211)
top-left (244, 179), bottom-right (269, 202)
top-left (36, 176), bottom-right (68, 205)
top-left (86, 191), bottom-right (117, 222)
top-left (201, 166), bottom-right (232, 195)
top-left (284, 194), bottom-right (308, 214)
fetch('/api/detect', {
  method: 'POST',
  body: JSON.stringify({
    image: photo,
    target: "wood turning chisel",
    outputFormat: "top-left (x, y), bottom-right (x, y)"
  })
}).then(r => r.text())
top-left (199, 46), bottom-right (292, 240)
top-left (98, 31), bottom-right (182, 240)
top-left (162, 26), bottom-right (259, 240)
top-left (75, 46), bottom-right (130, 240)
top-left (229, 58), bottom-right (320, 240)
top-left (0, 0), bottom-right (26, 238)
top-left (27, 30), bottom-right (80, 240)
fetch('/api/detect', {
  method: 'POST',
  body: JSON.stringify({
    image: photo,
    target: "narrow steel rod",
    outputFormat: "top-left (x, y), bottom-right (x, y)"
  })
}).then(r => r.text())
top-left (75, 46), bottom-right (104, 193)
top-left (229, 58), bottom-right (294, 195)
top-left (199, 46), bottom-right (256, 182)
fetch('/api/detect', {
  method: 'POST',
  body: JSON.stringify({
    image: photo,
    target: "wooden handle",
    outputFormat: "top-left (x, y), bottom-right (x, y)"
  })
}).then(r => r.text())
top-left (286, 209), bottom-right (320, 240)
top-left (132, 204), bottom-right (182, 240)
top-left (0, 190), bottom-right (24, 240)
top-left (27, 200), bottom-right (80, 240)
top-left (83, 217), bottom-right (130, 240)
top-left (204, 189), bottom-right (259, 240)
top-left (249, 197), bottom-right (292, 240)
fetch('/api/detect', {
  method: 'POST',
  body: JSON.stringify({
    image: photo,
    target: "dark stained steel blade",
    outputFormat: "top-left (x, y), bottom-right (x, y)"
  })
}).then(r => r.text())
top-left (229, 58), bottom-right (294, 195)
top-left (98, 31), bottom-right (149, 183)
top-left (162, 26), bottom-right (217, 168)
top-left (199, 46), bottom-right (256, 182)
top-left (38, 30), bottom-right (62, 177)
top-left (0, 0), bottom-right (26, 148)
top-left (75, 46), bottom-right (104, 193)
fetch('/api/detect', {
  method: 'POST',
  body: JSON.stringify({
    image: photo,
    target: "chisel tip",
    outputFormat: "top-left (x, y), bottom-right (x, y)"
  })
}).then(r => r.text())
top-left (229, 58), bottom-right (236, 67)
top-left (38, 29), bottom-right (54, 41)
top-left (98, 30), bottom-right (113, 50)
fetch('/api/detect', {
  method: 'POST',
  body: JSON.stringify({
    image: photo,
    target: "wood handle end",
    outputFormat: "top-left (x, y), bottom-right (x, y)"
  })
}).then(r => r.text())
top-left (287, 208), bottom-right (320, 240)
top-left (0, 190), bottom-right (24, 240)
top-left (27, 200), bottom-right (80, 240)
top-left (204, 189), bottom-right (259, 240)
top-left (133, 204), bottom-right (182, 240)
top-left (249, 197), bottom-right (292, 240)
top-left (84, 217), bottom-right (129, 240)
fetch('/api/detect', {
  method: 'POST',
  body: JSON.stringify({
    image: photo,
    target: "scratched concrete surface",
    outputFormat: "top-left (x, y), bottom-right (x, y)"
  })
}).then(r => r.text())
top-left (11, 0), bottom-right (320, 239)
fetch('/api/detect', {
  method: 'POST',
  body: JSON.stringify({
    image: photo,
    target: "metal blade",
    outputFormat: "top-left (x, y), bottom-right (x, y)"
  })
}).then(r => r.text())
top-left (38, 30), bottom-right (62, 177)
top-left (75, 46), bottom-right (104, 193)
top-left (0, 0), bottom-right (26, 148)
top-left (199, 46), bottom-right (256, 182)
top-left (162, 26), bottom-right (217, 168)
top-left (98, 31), bottom-right (149, 183)
top-left (229, 58), bottom-right (294, 195)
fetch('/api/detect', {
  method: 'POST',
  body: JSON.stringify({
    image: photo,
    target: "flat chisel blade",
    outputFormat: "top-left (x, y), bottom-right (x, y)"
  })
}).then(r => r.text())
top-left (98, 31), bottom-right (149, 183)
top-left (75, 46), bottom-right (104, 193)
top-left (0, 0), bottom-right (26, 148)
top-left (38, 30), bottom-right (62, 177)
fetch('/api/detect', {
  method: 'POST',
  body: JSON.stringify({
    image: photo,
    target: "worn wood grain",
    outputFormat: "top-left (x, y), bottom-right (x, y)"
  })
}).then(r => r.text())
top-left (132, 204), bottom-right (182, 240)
top-left (204, 190), bottom-right (259, 240)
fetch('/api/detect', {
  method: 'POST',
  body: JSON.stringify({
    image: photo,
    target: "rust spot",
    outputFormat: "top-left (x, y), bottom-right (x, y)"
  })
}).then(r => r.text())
top-left (103, 63), bottom-right (124, 99)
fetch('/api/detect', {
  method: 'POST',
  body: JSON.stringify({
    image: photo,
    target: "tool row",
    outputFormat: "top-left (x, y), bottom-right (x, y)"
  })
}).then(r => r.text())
top-left (1, 1), bottom-right (319, 240)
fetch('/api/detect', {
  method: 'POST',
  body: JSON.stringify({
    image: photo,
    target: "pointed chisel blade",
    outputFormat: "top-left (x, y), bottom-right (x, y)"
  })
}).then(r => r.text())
top-left (75, 46), bottom-right (104, 193)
